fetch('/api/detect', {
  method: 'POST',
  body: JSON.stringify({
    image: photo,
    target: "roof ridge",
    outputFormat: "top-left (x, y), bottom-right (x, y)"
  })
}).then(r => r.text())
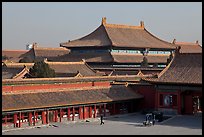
top-left (144, 28), bottom-right (176, 49)
top-left (12, 67), bottom-right (29, 79)
top-left (44, 59), bottom-right (84, 65)
top-left (157, 53), bottom-right (175, 78)
top-left (175, 42), bottom-right (199, 45)
top-left (104, 23), bottom-right (144, 30)
top-left (5, 62), bottom-right (34, 66)
top-left (102, 17), bottom-right (144, 29)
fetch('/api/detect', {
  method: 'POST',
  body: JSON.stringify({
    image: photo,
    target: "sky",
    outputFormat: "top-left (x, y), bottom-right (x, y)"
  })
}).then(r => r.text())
top-left (2, 2), bottom-right (202, 50)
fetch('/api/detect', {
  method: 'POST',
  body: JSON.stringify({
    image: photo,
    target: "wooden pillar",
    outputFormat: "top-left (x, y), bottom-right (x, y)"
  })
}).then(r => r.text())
top-left (28, 112), bottom-right (32, 126)
top-left (103, 104), bottom-right (106, 117)
top-left (19, 112), bottom-right (21, 128)
top-left (33, 111), bottom-right (35, 126)
top-left (59, 109), bottom-right (62, 122)
top-left (89, 106), bottom-right (92, 118)
top-left (83, 106), bottom-right (86, 119)
top-left (94, 105), bottom-right (96, 118)
top-left (42, 111), bottom-right (46, 124)
top-left (67, 108), bottom-right (70, 121)
top-left (72, 107), bottom-right (75, 121)
top-left (79, 106), bottom-right (83, 119)
top-left (55, 110), bottom-right (58, 122)
top-left (13, 113), bottom-right (17, 128)
top-left (46, 110), bottom-right (49, 124)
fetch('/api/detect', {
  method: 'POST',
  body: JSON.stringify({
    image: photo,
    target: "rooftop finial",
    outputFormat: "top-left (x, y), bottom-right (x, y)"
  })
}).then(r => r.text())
top-left (32, 42), bottom-right (38, 48)
top-left (196, 40), bottom-right (199, 44)
top-left (172, 39), bottom-right (176, 44)
top-left (175, 46), bottom-right (181, 54)
top-left (102, 17), bottom-right (107, 25)
top-left (140, 21), bottom-right (144, 28)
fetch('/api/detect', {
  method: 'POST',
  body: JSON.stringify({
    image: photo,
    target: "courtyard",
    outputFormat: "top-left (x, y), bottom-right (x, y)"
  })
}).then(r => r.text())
top-left (2, 112), bottom-right (202, 135)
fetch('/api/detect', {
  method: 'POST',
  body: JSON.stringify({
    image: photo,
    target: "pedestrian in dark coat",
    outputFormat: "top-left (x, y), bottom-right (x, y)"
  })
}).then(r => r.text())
top-left (100, 114), bottom-right (104, 125)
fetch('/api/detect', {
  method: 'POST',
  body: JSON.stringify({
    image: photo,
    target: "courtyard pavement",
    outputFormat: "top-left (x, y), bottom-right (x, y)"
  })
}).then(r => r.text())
top-left (2, 112), bottom-right (202, 135)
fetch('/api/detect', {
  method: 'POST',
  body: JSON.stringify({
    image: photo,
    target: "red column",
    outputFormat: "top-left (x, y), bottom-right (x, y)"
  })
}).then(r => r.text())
top-left (28, 112), bottom-right (32, 126)
top-left (33, 111), bottom-right (36, 126)
top-left (55, 110), bottom-right (58, 122)
top-left (79, 106), bottom-right (83, 119)
top-left (72, 107), bottom-right (75, 121)
top-left (46, 110), bottom-right (49, 124)
top-left (83, 106), bottom-right (86, 119)
top-left (89, 106), bottom-right (92, 118)
top-left (19, 112), bottom-right (21, 128)
top-left (42, 111), bottom-right (46, 124)
top-left (59, 109), bottom-right (62, 122)
top-left (67, 108), bottom-right (70, 121)
top-left (103, 104), bottom-right (106, 117)
top-left (13, 113), bottom-right (17, 128)
top-left (94, 105), bottom-right (96, 118)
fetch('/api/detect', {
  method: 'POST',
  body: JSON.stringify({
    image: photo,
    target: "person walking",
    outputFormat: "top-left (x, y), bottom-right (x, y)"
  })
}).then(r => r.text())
top-left (100, 114), bottom-right (104, 125)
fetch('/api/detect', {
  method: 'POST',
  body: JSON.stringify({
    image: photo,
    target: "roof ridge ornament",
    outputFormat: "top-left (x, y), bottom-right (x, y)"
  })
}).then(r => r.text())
top-left (102, 17), bottom-right (107, 25)
top-left (172, 39), bottom-right (176, 44)
top-left (140, 21), bottom-right (144, 28)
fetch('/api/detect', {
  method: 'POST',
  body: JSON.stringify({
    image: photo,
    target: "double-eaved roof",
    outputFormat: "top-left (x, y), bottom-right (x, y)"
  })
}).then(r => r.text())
top-left (60, 17), bottom-right (176, 50)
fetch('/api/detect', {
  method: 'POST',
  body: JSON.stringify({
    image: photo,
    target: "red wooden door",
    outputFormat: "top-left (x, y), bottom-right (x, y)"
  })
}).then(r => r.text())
top-left (184, 95), bottom-right (193, 114)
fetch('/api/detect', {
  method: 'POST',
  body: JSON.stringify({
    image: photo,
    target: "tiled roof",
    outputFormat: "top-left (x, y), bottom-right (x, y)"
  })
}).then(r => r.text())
top-left (2, 50), bottom-right (28, 62)
top-left (2, 63), bottom-right (31, 79)
top-left (143, 52), bottom-right (202, 85)
top-left (45, 61), bottom-right (100, 77)
top-left (60, 18), bottom-right (176, 50)
top-left (33, 46), bottom-right (70, 57)
top-left (111, 53), bottom-right (143, 63)
top-left (175, 42), bottom-right (202, 53)
top-left (111, 53), bottom-right (169, 63)
top-left (2, 75), bottom-right (141, 85)
top-left (2, 85), bottom-right (143, 112)
top-left (51, 51), bottom-right (113, 63)
top-left (2, 68), bottom-right (25, 79)
top-left (146, 54), bottom-right (169, 63)
top-left (20, 45), bottom-right (70, 62)
top-left (60, 25), bottom-right (112, 47)
top-left (2, 61), bottom-right (101, 78)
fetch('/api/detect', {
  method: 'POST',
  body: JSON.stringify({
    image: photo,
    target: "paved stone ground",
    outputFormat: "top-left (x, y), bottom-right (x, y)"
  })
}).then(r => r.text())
top-left (2, 113), bottom-right (202, 135)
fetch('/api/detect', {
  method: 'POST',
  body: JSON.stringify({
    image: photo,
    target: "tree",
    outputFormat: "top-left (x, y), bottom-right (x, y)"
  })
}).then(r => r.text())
top-left (141, 56), bottom-right (148, 68)
top-left (29, 61), bottom-right (55, 78)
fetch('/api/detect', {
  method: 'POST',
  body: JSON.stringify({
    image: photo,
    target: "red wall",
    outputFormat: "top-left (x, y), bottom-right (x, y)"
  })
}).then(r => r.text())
top-left (131, 85), bottom-right (156, 109)
top-left (2, 81), bottom-right (110, 93)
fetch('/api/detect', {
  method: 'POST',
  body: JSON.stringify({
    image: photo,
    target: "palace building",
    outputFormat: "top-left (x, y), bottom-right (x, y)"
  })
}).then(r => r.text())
top-left (2, 18), bottom-right (202, 129)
